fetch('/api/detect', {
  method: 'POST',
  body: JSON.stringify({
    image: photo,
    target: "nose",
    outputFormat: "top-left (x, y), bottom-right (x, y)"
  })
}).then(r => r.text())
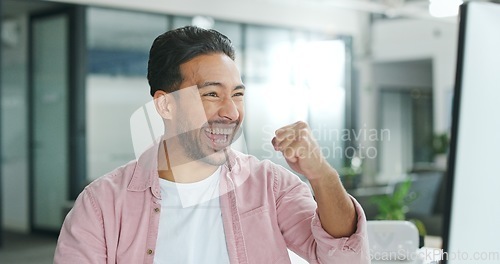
top-left (218, 97), bottom-right (240, 121)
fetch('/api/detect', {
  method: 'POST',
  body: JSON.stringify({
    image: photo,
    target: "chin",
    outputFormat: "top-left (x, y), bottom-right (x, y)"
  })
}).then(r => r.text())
top-left (199, 148), bottom-right (229, 166)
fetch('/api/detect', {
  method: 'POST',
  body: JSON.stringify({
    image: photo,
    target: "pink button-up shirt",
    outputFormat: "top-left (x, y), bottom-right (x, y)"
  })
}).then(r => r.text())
top-left (54, 147), bottom-right (370, 263)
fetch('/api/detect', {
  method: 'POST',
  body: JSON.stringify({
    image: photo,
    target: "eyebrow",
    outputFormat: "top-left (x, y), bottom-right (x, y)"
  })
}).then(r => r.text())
top-left (199, 81), bottom-right (246, 91)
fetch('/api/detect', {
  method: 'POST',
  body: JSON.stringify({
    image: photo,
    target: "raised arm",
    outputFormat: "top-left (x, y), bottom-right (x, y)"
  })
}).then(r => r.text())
top-left (272, 121), bottom-right (370, 263)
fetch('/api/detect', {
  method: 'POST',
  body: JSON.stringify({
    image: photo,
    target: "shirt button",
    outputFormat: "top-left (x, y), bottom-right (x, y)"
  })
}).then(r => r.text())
top-left (147, 249), bottom-right (154, 255)
top-left (154, 207), bottom-right (160, 213)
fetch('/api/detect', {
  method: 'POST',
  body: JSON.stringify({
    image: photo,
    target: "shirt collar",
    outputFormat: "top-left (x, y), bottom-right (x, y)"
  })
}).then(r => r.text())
top-left (127, 141), bottom-right (240, 199)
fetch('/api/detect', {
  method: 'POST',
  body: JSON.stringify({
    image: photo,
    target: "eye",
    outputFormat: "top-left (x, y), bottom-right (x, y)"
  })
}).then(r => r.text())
top-left (203, 92), bottom-right (218, 97)
top-left (232, 92), bottom-right (245, 97)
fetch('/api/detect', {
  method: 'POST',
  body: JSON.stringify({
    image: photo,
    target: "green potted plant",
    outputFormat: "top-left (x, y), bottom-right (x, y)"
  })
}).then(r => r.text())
top-left (433, 132), bottom-right (449, 169)
top-left (432, 133), bottom-right (449, 155)
top-left (370, 179), bottom-right (427, 247)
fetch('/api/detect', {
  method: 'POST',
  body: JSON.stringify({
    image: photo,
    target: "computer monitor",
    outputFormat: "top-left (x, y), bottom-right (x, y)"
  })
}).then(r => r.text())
top-left (443, 2), bottom-right (500, 264)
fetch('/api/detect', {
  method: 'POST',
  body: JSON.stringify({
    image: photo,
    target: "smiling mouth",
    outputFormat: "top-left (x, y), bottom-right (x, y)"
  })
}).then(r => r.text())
top-left (203, 127), bottom-right (235, 147)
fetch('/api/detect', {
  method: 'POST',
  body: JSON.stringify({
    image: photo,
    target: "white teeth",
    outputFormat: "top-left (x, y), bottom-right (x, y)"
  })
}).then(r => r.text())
top-left (205, 128), bottom-right (233, 135)
top-left (213, 135), bottom-right (228, 143)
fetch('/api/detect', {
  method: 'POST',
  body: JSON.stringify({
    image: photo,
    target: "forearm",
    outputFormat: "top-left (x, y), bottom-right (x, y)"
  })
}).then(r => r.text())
top-left (308, 165), bottom-right (357, 238)
top-left (271, 121), bottom-right (358, 238)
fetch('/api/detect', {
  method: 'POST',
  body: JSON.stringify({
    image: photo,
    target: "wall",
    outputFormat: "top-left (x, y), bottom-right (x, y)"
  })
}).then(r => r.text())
top-left (371, 18), bottom-right (459, 133)
top-left (373, 60), bottom-right (433, 89)
top-left (355, 18), bottom-right (458, 183)
top-left (372, 60), bottom-right (433, 182)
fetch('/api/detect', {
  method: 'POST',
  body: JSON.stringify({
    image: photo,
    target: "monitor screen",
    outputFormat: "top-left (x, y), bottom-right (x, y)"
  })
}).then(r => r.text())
top-left (443, 2), bottom-right (500, 264)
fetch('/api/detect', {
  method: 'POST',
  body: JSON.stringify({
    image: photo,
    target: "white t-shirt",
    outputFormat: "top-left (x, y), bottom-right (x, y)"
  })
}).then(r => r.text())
top-left (153, 167), bottom-right (230, 264)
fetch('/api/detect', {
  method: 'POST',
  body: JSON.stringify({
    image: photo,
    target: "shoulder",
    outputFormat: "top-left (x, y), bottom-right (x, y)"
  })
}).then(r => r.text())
top-left (83, 160), bottom-right (139, 198)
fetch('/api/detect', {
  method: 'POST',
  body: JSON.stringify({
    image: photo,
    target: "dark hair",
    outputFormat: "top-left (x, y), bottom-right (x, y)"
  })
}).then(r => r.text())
top-left (147, 26), bottom-right (235, 96)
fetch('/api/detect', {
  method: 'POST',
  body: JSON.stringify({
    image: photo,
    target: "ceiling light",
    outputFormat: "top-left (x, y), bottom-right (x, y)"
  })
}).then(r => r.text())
top-left (429, 0), bottom-right (463, 17)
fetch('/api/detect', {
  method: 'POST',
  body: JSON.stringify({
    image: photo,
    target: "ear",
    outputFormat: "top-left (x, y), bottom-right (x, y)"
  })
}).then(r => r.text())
top-left (153, 90), bottom-right (173, 120)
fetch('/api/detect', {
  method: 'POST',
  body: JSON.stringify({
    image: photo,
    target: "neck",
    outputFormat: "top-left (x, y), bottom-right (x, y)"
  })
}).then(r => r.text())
top-left (158, 140), bottom-right (220, 183)
top-left (159, 162), bottom-right (219, 183)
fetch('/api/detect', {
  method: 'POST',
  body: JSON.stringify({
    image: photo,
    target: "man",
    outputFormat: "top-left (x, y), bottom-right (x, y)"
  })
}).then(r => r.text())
top-left (55, 26), bottom-right (369, 263)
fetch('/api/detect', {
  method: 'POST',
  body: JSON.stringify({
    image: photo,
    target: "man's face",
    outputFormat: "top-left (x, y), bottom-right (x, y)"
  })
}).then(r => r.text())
top-left (170, 53), bottom-right (245, 166)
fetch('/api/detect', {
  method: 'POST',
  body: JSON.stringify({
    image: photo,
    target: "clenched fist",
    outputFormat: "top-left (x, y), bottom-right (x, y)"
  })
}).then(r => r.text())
top-left (271, 121), bottom-right (332, 181)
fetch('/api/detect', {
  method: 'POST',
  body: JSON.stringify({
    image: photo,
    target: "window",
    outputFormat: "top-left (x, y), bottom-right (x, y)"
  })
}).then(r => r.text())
top-left (86, 7), bottom-right (168, 180)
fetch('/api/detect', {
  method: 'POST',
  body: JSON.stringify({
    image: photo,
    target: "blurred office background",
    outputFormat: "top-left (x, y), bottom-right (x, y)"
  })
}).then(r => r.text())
top-left (1, 0), bottom-right (463, 262)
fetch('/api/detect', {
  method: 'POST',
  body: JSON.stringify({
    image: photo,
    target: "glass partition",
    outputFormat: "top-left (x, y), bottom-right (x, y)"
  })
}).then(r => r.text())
top-left (31, 13), bottom-right (69, 231)
top-left (86, 7), bottom-right (169, 180)
top-left (1, 14), bottom-right (30, 232)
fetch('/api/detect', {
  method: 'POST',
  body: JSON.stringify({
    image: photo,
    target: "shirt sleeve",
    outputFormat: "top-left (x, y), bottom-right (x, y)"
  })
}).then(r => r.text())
top-left (273, 165), bottom-right (370, 264)
top-left (54, 187), bottom-right (107, 263)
